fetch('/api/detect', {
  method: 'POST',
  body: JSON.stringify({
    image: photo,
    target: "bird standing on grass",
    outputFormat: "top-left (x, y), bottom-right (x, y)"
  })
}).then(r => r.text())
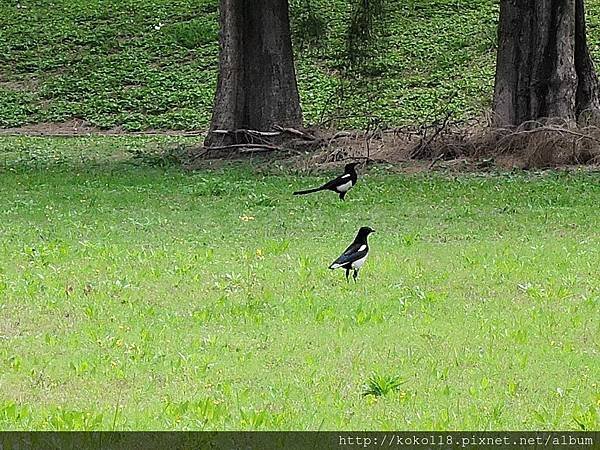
top-left (293, 162), bottom-right (359, 200)
top-left (329, 226), bottom-right (375, 282)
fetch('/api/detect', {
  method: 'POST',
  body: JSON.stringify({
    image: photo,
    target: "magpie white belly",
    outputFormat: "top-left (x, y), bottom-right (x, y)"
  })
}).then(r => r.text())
top-left (336, 181), bottom-right (353, 193)
top-left (351, 255), bottom-right (367, 269)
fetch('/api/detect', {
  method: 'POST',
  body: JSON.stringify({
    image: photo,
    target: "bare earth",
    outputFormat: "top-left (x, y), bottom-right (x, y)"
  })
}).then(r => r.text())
top-left (0, 119), bottom-right (206, 137)
top-left (2, 120), bottom-right (599, 173)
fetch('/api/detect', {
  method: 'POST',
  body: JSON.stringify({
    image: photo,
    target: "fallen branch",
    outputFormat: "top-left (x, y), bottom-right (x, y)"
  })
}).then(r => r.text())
top-left (211, 129), bottom-right (281, 137)
top-left (410, 111), bottom-right (454, 159)
top-left (428, 152), bottom-right (446, 170)
top-left (331, 131), bottom-right (356, 140)
top-left (272, 125), bottom-right (317, 141)
top-left (239, 146), bottom-right (300, 154)
top-left (496, 125), bottom-right (600, 146)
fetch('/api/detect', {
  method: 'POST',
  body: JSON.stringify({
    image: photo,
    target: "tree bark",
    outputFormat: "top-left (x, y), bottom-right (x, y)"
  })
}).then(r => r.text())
top-left (493, 0), bottom-right (600, 127)
top-left (204, 0), bottom-right (303, 147)
top-left (575, 0), bottom-right (600, 122)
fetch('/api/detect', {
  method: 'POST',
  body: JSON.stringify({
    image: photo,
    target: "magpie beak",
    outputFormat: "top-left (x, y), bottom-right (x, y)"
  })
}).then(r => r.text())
top-left (293, 162), bottom-right (359, 200)
top-left (328, 226), bottom-right (375, 282)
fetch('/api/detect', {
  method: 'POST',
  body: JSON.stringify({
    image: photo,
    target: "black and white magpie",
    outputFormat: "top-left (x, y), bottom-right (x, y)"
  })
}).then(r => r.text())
top-left (329, 226), bottom-right (375, 281)
top-left (293, 162), bottom-right (358, 200)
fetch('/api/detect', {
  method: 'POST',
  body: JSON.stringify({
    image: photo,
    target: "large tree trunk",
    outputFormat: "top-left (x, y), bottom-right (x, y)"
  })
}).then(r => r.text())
top-left (204, 0), bottom-right (303, 147)
top-left (493, 0), bottom-right (600, 127)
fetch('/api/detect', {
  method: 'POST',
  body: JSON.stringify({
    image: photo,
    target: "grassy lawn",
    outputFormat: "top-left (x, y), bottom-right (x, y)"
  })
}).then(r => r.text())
top-left (0, 137), bottom-right (599, 430)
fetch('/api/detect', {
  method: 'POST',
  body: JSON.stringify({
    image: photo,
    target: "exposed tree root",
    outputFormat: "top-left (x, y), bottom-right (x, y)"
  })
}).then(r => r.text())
top-left (186, 116), bottom-right (600, 171)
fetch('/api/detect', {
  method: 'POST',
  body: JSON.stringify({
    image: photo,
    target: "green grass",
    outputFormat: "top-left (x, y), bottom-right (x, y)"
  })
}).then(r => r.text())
top-left (0, 137), bottom-right (599, 430)
top-left (2, 0), bottom-right (600, 130)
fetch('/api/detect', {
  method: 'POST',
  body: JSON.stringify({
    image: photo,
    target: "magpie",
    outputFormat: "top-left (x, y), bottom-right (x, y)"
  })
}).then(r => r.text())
top-left (293, 162), bottom-right (359, 200)
top-left (329, 226), bottom-right (375, 282)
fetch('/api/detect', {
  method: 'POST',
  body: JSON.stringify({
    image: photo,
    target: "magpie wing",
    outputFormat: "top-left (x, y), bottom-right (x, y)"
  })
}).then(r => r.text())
top-left (329, 242), bottom-right (367, 268)
top-left (320, 173), bottom-right (351, 190)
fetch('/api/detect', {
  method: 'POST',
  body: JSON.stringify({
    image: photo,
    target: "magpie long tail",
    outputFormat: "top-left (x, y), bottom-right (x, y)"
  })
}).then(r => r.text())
top-left (293, 186), bottom-right (325, 195)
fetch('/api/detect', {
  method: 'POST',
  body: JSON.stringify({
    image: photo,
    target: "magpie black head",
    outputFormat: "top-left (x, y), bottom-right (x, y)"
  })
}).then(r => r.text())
top-left (344, 162), bottom-right (359, 173)
top-left (355, 226), bottom-right (375, 241)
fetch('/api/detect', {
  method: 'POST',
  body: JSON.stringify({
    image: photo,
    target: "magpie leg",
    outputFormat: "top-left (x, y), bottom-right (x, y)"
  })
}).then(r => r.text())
top-left (345, 268), bottom-right (350, 282)
top-left (339, 192), bottom-right (346, 201)
top-left (353, 269), bottom-right (359, 282)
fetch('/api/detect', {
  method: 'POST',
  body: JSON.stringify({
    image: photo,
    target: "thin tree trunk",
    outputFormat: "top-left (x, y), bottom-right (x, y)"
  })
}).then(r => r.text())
top-left (205, 0), bottom-right (303, 147)
top-left (493, 0), bottom-right (600, 127)
top-left (575, 0), bottom-right (600, 122)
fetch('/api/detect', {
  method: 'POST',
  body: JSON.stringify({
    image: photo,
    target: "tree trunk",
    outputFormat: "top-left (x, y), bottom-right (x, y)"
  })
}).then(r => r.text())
top-left (204, 0), bottom-right (303, 147)
top-left (493, 0), bottom-right (600, 127)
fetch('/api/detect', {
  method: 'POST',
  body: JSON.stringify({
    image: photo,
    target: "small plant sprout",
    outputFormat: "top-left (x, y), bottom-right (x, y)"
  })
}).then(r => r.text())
top-left (362, 372), bottom-right (406, 398)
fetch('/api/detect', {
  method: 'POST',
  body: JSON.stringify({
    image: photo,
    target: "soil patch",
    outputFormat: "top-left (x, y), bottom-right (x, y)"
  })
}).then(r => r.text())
top-left (0, 120), bottom-right (206, 136)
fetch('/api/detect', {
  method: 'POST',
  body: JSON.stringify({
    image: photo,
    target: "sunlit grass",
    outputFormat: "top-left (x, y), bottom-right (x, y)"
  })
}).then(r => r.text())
top-left (0, 137), bottom-right (598, 430)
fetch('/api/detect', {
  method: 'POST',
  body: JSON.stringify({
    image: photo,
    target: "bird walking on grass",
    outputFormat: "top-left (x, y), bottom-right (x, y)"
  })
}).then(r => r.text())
top-left (293, 162), bottom-right (359, 200)
top-left (329, 226), bottom-right (375, 282)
